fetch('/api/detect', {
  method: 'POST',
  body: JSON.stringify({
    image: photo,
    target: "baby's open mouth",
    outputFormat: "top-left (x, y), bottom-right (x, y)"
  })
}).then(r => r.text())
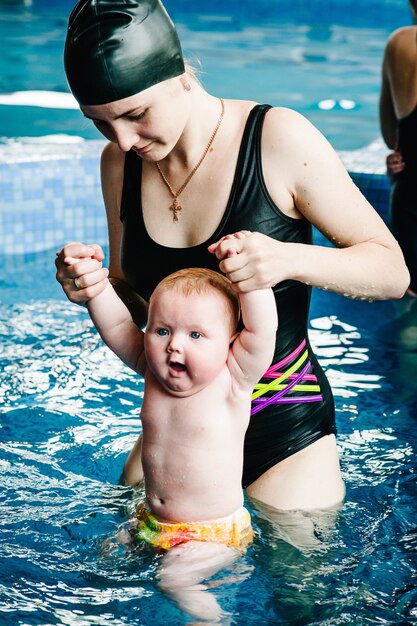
top-left (170, 362), bottom-right (186, 372)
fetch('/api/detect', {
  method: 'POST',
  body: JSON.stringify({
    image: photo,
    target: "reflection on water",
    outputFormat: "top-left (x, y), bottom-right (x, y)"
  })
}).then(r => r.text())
top-left (1, 259), bottom-right (417, 624)
top-left (309, 314), bottom-right (383, 398)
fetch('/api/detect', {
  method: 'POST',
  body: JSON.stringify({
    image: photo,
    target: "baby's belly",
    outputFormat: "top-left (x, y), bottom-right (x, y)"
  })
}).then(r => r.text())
top-left (143, 448), bottom-right (243, 522)
top-left (146, 489), bottom-right (244, 523)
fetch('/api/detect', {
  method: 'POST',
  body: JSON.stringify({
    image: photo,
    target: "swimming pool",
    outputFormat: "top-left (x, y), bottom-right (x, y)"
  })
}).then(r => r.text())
top-left (1, 0), bottom-right (417, 624)
top-left (0, 0), bottom-right (410, 148)
top-left (2, 249), bottom-right (417, 624)
top-left (0, 0), bottom-right (406, 256)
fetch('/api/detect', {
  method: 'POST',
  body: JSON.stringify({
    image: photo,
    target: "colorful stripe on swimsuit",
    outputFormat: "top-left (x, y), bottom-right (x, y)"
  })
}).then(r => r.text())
top-left (251, 339), bottom-right (323, 415)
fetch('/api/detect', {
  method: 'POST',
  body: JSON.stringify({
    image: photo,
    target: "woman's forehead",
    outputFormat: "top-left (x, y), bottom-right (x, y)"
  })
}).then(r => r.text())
top-left (80, 94), bottom-right (144, 119)
top-left (80, 79), bottom-right (176, 118)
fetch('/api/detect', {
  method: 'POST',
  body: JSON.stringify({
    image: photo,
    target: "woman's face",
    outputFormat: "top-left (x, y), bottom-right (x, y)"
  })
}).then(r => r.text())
top-left (80, 76), bottom-right (190, 159)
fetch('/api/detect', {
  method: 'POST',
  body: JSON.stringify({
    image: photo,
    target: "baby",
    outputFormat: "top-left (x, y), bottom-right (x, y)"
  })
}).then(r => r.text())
top-left (73, 238), bottom-right (277, 621)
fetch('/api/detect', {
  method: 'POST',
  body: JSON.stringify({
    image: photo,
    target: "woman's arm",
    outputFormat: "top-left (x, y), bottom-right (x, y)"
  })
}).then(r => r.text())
top-left (55, 143), bottom-right (148, 327)
top-left (54, 142), bottom-right (122, 305)
top-left (380, 36), bottom-right (398, 149)
top-left (101, 143), bottom-right (149, 328)
top-left (211, 107), bottom-right (409, 300)
top-left (379, 26), bottom-right (417, 147)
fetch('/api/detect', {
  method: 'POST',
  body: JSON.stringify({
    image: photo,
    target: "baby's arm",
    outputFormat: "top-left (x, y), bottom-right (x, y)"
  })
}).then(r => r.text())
top-left (225, 233), bottom-right (278, 388)
top-left (87, 279), bottom-right (146, 375)
top-left (230, 287), bottom-right (277, 388)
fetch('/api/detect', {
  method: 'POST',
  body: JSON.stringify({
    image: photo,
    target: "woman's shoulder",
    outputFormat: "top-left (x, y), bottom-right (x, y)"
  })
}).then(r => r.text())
top-left (386, 25), bottom-right (417, 55)
top-left (383, 25), bottom-right (417, 82)
top-left (388, 25), bottom-right (416, 41)
top-left (262, 106), bottom-right (324, 150)
top-left (101, 141), bottom-right (125, 167)
top-left (227, 101), bottom-right (316, 158)
top-left (100, 142), bottom-right (126, 186)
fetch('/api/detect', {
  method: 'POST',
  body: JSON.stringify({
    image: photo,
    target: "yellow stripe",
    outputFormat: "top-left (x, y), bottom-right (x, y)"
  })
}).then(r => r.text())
top-left (253, 383), bottom-right (321, 392)
top-left (251, 349), bottom-right (309, 401)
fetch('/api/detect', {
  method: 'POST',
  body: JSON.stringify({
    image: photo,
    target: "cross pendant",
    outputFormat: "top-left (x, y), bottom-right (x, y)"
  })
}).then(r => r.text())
top-left (170, 197), bottom-right (182, 222)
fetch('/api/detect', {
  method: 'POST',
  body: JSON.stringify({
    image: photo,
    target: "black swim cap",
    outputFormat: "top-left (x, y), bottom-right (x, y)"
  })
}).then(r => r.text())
top-left (64, 0), bottom-right (185, 105)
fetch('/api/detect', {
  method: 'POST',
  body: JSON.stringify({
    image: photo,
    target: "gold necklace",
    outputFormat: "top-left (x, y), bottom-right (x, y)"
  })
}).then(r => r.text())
top-left (155, 98), bottom-right (225, 222)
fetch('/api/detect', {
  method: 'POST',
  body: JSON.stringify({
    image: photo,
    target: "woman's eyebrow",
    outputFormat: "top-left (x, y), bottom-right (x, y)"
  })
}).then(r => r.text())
top-left (82, 107), bottom-right (143, 121)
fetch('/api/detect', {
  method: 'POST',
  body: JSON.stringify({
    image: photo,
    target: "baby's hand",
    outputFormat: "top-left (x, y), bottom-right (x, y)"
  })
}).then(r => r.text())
top-left (208, 230), bottom-right (252, 258)
top-left (55, 242), bottom-right (109, 304)
top-left (225, 231), bottom-right (251, 257)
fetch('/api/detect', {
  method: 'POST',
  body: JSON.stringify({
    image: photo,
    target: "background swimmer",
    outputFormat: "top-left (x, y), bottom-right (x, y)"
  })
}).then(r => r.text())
top-left (380, 0), bottom-right (417, 296)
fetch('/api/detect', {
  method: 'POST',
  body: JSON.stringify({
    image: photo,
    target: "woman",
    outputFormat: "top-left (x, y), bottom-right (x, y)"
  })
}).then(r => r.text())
top-left (380, 0), bottom-right (417, 296)
top-left (56, 0), bottom-right (409, 512)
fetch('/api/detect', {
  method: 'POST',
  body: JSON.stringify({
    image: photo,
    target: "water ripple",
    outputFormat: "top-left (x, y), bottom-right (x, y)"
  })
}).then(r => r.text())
top-left (1, 290), bottom-right (416, 624)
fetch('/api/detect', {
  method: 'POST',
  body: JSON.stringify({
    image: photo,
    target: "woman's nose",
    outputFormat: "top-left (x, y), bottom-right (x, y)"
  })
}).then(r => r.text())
top-left (113, 122), bottom-right (139, 153)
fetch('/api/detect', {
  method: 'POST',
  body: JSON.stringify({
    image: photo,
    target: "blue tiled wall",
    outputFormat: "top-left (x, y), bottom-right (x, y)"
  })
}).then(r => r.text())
top-left (0, 139), bottom-right (392, 256)
top-left (0, 142), bottom-right (107, 255)
top-left (350, 172), bottom-right (391, 221)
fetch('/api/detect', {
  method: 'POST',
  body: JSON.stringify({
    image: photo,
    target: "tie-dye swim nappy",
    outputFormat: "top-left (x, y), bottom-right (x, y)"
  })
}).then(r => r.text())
top-left (134, 503), bottom-right (253, 551)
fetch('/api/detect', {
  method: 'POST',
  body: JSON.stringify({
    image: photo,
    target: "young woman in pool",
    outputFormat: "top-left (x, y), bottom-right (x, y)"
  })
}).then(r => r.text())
top-left (380, 0), bottom-right (417, 296)
top-left (56, 0), bottom-right (409, 512)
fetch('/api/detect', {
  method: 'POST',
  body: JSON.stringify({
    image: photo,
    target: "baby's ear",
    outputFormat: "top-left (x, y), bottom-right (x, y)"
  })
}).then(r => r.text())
top-left (229, 331), bottom-right (239, 345)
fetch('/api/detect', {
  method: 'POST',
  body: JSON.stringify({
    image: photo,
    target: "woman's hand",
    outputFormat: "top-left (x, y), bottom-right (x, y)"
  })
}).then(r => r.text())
top-left (208, 231), bottom-right (287, 292)
top-left (55, 242), bottom-right (109, 304)
top-left (386, 150), bottom-right (405, 182)
top-left (211, 230), bottom-right (252, 258)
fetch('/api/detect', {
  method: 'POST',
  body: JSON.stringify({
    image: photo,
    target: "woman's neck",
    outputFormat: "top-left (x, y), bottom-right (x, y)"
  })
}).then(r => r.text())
top-left (161, 86), bottom-right (225, 174)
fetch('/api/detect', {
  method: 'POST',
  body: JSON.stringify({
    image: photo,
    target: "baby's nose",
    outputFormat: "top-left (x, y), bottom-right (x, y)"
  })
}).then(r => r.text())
top-left (167, 336), bottom-right (183, 352)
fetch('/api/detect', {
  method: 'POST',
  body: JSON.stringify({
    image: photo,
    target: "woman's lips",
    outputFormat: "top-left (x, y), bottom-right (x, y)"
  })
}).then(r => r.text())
top-left (134, 143), bottom-right (152, 155)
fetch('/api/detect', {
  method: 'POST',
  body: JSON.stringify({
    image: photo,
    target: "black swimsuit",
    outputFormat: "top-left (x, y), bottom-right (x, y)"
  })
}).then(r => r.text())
top-left (391, 104), bottom-right (417, 293)
top-left (120, 104), bottom-right (336, 488)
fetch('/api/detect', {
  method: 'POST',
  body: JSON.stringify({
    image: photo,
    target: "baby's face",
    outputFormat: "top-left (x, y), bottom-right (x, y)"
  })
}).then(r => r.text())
top-left (144, 289), bottom-right (233, 395)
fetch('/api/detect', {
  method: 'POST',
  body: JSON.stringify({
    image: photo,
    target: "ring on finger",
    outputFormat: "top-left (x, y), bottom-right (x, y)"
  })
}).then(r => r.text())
top-left (74, 277), bottom-right (82, 290)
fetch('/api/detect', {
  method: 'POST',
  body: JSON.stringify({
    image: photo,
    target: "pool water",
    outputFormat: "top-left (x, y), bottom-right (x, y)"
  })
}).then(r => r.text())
top-left (1, 249), bottom-right (416, 625)
top-left (1, 0), bottom-right (417, 623)
top-left (0, 0), bottom-right (411, 149)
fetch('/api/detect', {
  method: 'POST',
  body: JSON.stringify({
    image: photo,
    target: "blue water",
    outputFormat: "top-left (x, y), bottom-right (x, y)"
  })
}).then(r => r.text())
top-left (1, 0), bottom-right (417, 623)
top-left (1, 248), bottom-right (417, 625)
top-left (0, 0), bottom-right (412, 149)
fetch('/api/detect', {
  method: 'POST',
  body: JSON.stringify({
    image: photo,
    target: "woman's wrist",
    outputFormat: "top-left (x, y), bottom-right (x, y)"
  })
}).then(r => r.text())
top-left (109, 277), bottom-right (148, 328)
top-left (276, 240), bottom-right (306, 285)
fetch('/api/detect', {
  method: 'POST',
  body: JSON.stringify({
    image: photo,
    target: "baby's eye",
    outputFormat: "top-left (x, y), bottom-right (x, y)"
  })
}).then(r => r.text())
top-left (156, 328), bottom-right (169, 336)
top-left (190, 331), bottom-right (201, 339)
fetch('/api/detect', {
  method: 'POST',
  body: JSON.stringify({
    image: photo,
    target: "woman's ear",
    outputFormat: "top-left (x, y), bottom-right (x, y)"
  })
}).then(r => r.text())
top-left (180, 73), bottom-right (191, 91)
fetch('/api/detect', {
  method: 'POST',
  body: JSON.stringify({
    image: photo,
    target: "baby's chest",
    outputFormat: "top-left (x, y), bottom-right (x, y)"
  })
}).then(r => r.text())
top-left (142, 393), bottom-right (242, 438)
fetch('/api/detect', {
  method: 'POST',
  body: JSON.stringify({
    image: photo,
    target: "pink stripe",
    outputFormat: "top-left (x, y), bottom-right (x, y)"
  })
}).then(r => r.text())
top-left (251, 359), bottom-right (311, 416)
top-left (262, 372), bottom-right (317, 381)
top-left (252, 395), bottom-right (323, 405)
top-left (264, 339), bottom-right (306, 377)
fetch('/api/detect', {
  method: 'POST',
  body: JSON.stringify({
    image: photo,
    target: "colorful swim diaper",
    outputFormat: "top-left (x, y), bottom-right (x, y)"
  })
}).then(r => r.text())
top-left (134, 503), bottom-right (253, 551)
